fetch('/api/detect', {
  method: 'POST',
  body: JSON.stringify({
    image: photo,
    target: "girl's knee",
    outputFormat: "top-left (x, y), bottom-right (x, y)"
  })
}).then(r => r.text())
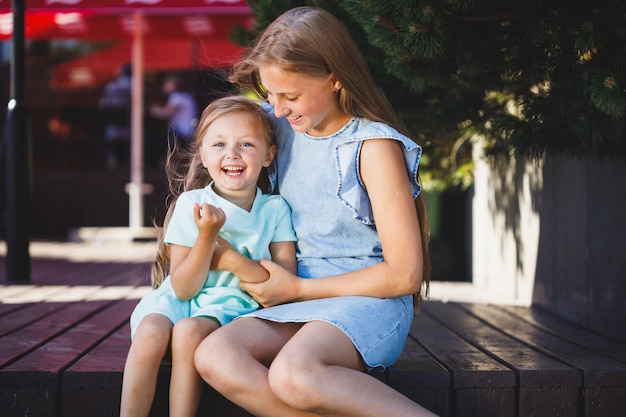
top-left (194, 328), bottom-right (249, 395)
top-left (130, 315), bottom-right (171, 362)
top-left (134, 314), bottom-right (171, 345)
top-left (172, 317), bottom-right (206, 341)
top-left (194, 330), bottom-right (230, 380)
top-left (268, 352), bottom-right (324, 410)
top-left (172, 317), bottom-right (219, 356)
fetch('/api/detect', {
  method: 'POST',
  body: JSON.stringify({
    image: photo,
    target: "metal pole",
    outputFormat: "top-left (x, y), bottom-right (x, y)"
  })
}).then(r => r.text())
top-left (5, 0), bottom-right (31, 284)
top-left (128, 11), bottom-right (145, 234)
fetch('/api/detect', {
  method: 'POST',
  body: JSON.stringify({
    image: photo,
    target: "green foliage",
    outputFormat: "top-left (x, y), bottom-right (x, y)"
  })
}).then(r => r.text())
top-left (233, 0), bottom-right (626, 189)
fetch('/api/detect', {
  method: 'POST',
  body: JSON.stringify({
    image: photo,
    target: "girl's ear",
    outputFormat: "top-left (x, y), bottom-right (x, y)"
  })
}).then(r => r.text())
top-left (199, 146), bottom-right (209, 168)
top-left (330, 74), bottom-right (342, 92)
top-left (263, 144), bottom-right (276, 167)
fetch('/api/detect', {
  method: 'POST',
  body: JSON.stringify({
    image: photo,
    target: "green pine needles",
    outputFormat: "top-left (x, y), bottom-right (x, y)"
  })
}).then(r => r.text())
top-left (232, 0), bottom-right (625, 188)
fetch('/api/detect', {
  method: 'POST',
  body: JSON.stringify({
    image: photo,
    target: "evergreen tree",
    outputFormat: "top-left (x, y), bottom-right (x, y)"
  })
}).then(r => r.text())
top-left (232, 0), bottom-right (625, 189)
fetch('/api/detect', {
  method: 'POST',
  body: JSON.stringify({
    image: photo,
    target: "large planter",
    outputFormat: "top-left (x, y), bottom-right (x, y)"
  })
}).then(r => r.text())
top-left (472, 140), bottom-right (626, 343)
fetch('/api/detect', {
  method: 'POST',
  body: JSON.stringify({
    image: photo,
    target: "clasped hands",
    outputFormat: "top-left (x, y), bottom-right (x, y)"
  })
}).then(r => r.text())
top-left (195, 202), bottom-right (300, 307)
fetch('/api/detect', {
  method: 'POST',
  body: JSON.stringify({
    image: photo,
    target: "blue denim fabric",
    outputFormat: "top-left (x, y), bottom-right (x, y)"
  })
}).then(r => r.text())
top-left (248, 107), bottom-right (422, 370)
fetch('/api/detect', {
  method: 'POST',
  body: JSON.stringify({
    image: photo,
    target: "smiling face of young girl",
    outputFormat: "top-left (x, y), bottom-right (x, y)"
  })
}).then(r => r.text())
top-left (199, 110), bottom-right (275, 202)
top-left (259, 64), bottom-right (350, 137)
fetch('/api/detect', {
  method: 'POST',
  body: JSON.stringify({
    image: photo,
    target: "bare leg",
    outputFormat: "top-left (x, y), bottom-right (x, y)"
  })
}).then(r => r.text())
top-left (269, 321), bottom-right (439, 417)
top-left (120, 314), bottom-right (172, 417)
top-left (195, 318), bottom-right (320, 417)
top-left (169, 317), bottom-right (220, 417)
top-left (195, 318), bottom-right (438, 417)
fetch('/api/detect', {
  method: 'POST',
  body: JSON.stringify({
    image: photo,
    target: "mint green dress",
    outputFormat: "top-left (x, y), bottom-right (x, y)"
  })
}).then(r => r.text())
top-left (130, 182), bottom-right (296, 339)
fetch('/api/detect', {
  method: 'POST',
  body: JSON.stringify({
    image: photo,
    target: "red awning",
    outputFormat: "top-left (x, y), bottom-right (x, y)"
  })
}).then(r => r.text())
top-left (51, 38), bottom-right (243, 88)
top-left (0, 1), bottom-right (253, 86)
top-left (0, 7), bottom-right (253, 41)
top-left (0, 12), bottom-right (253, 40)
top-left (0, 0), bottom-right (251, 14)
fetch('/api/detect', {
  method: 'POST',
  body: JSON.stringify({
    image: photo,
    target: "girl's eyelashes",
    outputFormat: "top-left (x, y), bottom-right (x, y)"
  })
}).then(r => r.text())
top-left (267, 91), bottom-right (298, 102)
top-left (209, 141), bottom-right (257, 148)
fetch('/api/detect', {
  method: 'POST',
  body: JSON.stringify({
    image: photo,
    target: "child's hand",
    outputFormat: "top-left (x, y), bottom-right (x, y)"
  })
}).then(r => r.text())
top-left (193, 203), bottom-right (226, 239)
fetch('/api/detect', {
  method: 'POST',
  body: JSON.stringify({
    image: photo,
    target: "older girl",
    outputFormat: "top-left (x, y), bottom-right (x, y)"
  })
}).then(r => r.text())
top-left (194, 6), bottom-right (436, 417)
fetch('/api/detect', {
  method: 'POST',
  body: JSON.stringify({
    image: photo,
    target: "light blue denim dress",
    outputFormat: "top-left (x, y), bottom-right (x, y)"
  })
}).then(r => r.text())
top-left (240, 110), bottom-right (423, 371)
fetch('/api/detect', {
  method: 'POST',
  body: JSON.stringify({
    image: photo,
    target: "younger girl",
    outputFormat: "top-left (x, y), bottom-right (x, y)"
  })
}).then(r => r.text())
top-left (120, 95), bottom-right (297, 417)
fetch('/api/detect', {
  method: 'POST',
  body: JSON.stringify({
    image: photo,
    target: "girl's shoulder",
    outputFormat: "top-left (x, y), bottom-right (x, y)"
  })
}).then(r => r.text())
top-left (337, 119), bottom-right (422, 158)
top-left (179, 186), bottom-right (211, 200)
top-left (344, 118), bottom-right (408, 144)
top-left (175, 185), bottom-right (215, 207)
top-left (255, 192), bottom-right (289, 208)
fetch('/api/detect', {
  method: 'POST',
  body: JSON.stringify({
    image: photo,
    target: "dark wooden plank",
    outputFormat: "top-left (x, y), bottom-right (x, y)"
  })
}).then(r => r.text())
top-left (1, 257), bottom-right (151, 287)
top-left (0, 299), bottom-right (111, 417)
top-left (0, 301), bottom-right (32, 318)
top-left (4, 298), bottom-right (136, 373)
top-left (32, 261), bottom-right (150, 287)
top-left (63, 323), bottom-right (130, 385)
top-left (62, 324), bottom-right (131, 417)
top-left (0, 301), bottom-right (70, 338)
top-left (461, 303), bottom-right (626, 384)
top-left (424, 301), bottom-right (581, 417)
top-left (500, 305), bottom-right (626, 363)
top-left (416, 303), bottom-right (516, 417)
top-left (0, 299), bottom-right (136, 417)
top-left (62, 322), bottom-right (254, 417)
top-left (460, 302), bottom-right (626, 417)
top-left (0, 300), bottom-right (111, 369)
top-left (386, 318), bottom-right (451, 417)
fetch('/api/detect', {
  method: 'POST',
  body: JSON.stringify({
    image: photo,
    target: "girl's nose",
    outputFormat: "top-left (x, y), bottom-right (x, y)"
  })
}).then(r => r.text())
top-left (274, 105), bottom-right (289, 118)
top-left (272, 98), bottom-right (290, 118)
top-left (225, 147), bottom-right (240, 159)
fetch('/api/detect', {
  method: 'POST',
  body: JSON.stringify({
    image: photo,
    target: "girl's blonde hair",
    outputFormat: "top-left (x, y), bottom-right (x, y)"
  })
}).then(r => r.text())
top-left (230, 6), bottom-right (430, 309)
top-left (150, 95), bottom-right (275, 288)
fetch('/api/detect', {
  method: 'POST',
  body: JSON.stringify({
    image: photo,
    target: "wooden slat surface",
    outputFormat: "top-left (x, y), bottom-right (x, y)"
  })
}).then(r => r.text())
top-left (501, 304), bottom-right (626, 363)
top-left (0, 241), bottom-right (154, 417)
top-left (2, 241), bottom-right (625, 417)
top-left (412, 308), bottom-right (516, 417)
top-left (461, 303), bottom-right (626, 417)
top-left (423, 301), bottom-right (581, 417)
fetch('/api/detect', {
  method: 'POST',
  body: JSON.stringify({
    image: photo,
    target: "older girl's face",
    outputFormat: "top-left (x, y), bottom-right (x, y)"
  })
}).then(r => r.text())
top-left (259, 64), bottom-right (351, 137)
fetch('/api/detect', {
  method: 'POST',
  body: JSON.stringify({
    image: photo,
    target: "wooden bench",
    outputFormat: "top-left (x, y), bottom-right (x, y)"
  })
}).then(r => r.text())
top-left (395, 302), bottom-right (626, 417)
top-left (2, 244), bottom-right (626, 417)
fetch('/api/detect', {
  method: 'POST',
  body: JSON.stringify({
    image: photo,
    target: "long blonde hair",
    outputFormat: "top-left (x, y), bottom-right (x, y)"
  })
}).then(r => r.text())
top-left (150, 95), bottom-right (275, 288)
top-left (230, 6), bottom-right (430, 309)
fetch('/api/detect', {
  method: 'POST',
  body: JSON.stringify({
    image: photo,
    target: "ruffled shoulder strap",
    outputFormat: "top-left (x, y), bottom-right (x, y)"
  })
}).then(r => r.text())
top-left (335, 121), bottom-right (422, 225)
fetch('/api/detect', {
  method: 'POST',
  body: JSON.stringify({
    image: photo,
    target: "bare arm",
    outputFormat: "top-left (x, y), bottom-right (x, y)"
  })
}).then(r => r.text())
top-left (169, 203), bottom-right (224, 300)
top-left (211, 238), bottom-right (297, 283)
top-left (242, 139), bottom-right (423, 306)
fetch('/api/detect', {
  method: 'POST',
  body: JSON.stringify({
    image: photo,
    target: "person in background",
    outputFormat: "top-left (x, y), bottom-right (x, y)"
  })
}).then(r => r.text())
top-left (120, 95), bottom-right (297, 417)
top-left (100, 63), bottom-right (131, 170)
top-left (150, 74), bottom-right (198, 146)
top-left (193, 6), bottom-right (437, 417)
